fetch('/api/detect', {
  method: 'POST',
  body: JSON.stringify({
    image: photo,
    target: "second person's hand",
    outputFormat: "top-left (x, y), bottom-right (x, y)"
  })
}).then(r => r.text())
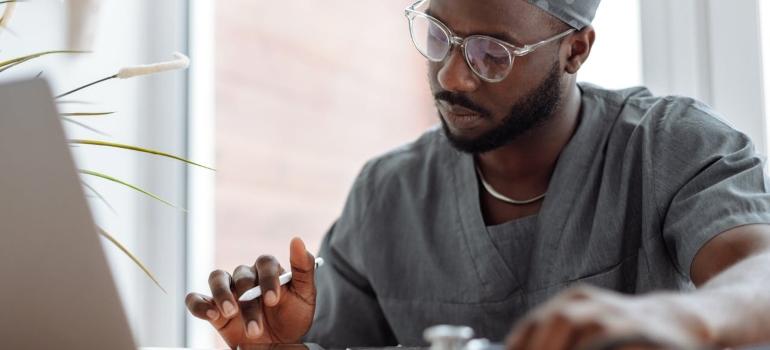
top-left (186, 237), bottom-right (319, 349)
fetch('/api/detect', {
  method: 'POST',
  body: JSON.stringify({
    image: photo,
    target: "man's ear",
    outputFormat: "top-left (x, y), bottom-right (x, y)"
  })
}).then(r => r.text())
top-left (564, 25), bottom-right (595, 74)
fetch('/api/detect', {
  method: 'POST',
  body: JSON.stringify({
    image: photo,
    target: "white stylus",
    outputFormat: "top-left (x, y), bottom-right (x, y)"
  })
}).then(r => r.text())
top-left (238, 257), bottom-right (324, 302)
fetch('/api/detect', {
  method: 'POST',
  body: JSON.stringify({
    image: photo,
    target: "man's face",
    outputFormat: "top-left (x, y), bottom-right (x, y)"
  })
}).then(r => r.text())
top-left (426, 0), bottom-right (566, 154)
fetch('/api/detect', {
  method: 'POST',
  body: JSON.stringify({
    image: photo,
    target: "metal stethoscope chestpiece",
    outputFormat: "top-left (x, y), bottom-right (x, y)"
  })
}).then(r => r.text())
top-left (423, 325), bottom-right (475, 350)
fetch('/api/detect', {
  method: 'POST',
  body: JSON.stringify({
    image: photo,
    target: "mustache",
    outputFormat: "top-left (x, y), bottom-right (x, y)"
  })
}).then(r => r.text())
top-left (433, 91), bottom-right (491, 117)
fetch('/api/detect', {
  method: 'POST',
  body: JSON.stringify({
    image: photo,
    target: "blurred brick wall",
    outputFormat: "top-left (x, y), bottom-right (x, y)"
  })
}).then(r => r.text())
top-left (214, 0), bottom-right (435, 321)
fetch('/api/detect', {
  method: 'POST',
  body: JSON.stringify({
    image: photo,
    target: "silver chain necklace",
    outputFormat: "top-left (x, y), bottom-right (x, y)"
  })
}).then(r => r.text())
top-left (475, 165), bottom-right (546, 205)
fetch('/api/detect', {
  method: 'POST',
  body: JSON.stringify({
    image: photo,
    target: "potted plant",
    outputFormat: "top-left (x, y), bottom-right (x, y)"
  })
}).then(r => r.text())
top-left (0, 0), bottom-right (213, 293)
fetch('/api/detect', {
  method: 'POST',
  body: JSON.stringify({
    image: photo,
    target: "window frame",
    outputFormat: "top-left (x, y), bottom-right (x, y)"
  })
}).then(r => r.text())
top-left (640, 0), bottom-right (766, 153)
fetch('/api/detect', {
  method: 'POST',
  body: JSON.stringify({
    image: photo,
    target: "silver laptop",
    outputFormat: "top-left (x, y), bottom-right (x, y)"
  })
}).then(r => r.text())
top-left (0, 79), bottom-right (136, 349)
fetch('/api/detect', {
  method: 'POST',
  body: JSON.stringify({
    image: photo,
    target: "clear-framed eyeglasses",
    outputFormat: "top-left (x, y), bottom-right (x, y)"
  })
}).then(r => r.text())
top-left (405, 0), bottom-right (575, 83)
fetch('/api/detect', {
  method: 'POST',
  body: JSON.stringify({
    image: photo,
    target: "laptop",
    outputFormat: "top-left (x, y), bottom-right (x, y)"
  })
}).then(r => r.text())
top-left (0, 79), bottom-right (137, 349)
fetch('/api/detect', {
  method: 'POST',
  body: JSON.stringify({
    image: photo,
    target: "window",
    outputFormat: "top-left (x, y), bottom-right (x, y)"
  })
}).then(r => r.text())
top-left (761, 0), bottom-right (770, 154)
top-left (5, 0), bottom-right (190, 347)
top-left (579, 0), bottom-right (643, 88)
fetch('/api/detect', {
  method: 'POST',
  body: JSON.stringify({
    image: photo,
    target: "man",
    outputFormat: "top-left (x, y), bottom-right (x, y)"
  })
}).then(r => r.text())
top-left (186, 0), bottom-right (770, 349)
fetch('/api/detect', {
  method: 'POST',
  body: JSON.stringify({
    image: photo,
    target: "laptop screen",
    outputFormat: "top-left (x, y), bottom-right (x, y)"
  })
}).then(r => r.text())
top-left (0, 79), bottom-right (137, 349)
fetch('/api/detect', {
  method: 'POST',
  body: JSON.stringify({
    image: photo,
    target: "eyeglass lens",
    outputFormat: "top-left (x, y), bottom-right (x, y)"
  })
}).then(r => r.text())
top-left (409, 15), bottom-right (512, 81)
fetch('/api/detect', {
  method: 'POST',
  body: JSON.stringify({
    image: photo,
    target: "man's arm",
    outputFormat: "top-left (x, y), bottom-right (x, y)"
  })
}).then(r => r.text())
top-left (686, 223), bottom-right (770, 346)
top-left (505, 224), bottom-right (770, 350)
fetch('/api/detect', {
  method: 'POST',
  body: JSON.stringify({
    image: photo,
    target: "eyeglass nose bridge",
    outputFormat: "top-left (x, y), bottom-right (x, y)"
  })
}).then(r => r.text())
top-left (448, 35), bottom-right (464, 47)
top-left (446, 34), bottom-right (467, 56)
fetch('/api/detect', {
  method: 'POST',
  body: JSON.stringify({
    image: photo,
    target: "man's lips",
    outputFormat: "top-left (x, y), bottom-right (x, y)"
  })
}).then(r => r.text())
top-left (438, 100), bottom-right (482, 116)
top-left (437, 100), bottom-right (485, 130)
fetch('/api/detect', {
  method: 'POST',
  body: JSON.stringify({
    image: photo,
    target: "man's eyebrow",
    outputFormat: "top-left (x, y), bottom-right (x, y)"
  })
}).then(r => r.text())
top-left (485, 31), bottom-right (522, 46)
top-left (421, 8), bottom-right (523, 46)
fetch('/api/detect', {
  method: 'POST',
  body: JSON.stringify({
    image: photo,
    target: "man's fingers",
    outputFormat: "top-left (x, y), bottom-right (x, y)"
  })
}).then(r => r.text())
top-left (238, 296), bottom-right (265, 339)
top-left (232, 264), bottom-right (257, 297)
top-left (208, 269), bottom-right (239, 319)
top-left (530, 313), bottom-right (573, 350)
top-left (507, 321), bottom-right (536, 350)
top-left (288, 237), bottom-right (317, 302)
top-left (254, 254), bottom-right (283, 307)
top-left (508, 289), bottom-right (634, 350)
top-left (185, 292), bottom-right (228, 329)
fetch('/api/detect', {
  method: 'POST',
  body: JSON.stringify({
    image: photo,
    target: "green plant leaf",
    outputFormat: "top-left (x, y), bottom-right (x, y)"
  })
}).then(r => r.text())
top-left (97, 226), bottom-right (167, 294)
top-left (57, 100), bottom-right (96, 105)
top-left (60, 111), bottom-right (115, 117)
top-left (81, 181), bottom-right (116, 214)
top-left (79, 169), bottom-right (186, 211)
top-left (71, 139), bottom-right (216, 171)
top-left (62, 117), bottom-right (110, 137)
top-left (0, 50), bottom-right (88, 69)
top-left (0, 57), bottom-right (34, 73)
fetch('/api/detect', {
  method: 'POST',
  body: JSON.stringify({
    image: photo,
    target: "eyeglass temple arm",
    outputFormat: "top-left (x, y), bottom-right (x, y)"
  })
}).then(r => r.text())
top-left (519, 28), bottom-right (576, 54)
top-left (405, 0), bottom-right (428, 16)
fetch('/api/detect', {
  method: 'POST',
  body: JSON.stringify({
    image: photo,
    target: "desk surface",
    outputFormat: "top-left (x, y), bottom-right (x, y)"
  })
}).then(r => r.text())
top-left (141, 348), bottom-right (222, 350)
top-left (140, 348), bottom-right (224, 350)
top-left (139, 346), bottom-right (411, 350)
top-left (139, 345), bottom-right (324, 350)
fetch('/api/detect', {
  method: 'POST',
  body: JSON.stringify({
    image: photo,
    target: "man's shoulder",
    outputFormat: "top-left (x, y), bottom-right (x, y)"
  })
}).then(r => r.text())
top-left (578, 82), bottom-right (737, 137)
top-left (578, 82), bottom-right (654, 107)
top-left (355, 125), bottom-right (455, 190)
top-left (363, 124), bottom-right (453, 174)
top-left (576, 83), bottom-right (757, 190)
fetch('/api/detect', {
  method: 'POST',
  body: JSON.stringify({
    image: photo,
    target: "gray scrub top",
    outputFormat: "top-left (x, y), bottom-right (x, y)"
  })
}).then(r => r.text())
top-left (303, 84), bottom-right (770, 348)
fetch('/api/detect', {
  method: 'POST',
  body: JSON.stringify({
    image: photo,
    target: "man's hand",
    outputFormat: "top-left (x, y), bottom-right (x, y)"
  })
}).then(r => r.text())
top-left (505, 285), bottom-right (710, 350)
top-left (186, 237), bottom-right (318, 349)
top-left (506, 225), bottom-right (770, 350)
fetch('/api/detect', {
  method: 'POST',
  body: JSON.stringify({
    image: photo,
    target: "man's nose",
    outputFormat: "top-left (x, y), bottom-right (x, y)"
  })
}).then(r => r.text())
top-left (437, 47), bottom-right (480, 92)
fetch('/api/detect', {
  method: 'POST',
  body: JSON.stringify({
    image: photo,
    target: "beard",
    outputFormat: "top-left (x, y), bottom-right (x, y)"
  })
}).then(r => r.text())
top-left (435, 61), bottom-right (563, 154)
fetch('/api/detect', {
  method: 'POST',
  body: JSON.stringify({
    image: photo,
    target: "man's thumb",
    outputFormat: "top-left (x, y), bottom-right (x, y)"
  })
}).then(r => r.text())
top-left (288, 237), bottom-right (316, 296)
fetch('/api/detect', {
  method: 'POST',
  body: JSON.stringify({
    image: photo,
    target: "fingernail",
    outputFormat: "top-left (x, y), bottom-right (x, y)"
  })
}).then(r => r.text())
top-left (206, 309), bottom-right (220, 321)
top-left (248, 320), bottom-right (260, 338)
top-left (222, 300), bottom-right (237, 317)
top-left (265, 290), bottom-right (277, 306)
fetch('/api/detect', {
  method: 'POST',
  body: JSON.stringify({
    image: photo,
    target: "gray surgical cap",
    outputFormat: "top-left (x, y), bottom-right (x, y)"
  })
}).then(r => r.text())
top-left (522, 0), bottom-right (601, 30)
